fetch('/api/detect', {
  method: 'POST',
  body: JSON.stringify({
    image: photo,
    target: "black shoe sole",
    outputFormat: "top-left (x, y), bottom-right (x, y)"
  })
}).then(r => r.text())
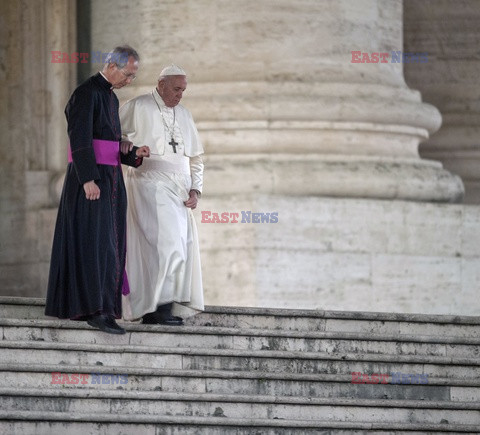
top-left (159, 319), bottom-right (184, 326)
top-left (142, 318), bottom-right (184, 326)
top-left (87, 319), bottom-right (126, 335)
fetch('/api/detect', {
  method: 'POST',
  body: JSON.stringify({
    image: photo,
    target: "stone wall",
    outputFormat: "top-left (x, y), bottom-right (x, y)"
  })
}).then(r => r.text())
top-left (197, 195), bottom-right (480, 315)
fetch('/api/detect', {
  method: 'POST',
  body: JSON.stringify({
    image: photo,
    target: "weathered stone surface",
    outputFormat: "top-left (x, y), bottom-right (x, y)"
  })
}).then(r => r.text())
top-left (0, 0), bottom-right (75, 298)
top-left (1, 299), bottom-right (480, 433)
top-left (196, 195), bottom-right (480, 315)
top-left (405, 0), bottom-right (480, 204)
top-left (94, 0), bottom-right (462, 202)
top-left (1, 0), bottom-right (479, 321)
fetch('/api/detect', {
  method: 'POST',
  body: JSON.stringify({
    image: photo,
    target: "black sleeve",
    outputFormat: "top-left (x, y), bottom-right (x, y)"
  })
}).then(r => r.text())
top-left (65, 85), bottom-right (101, 184)
top-left (121, 145), bottom-right (143, 167)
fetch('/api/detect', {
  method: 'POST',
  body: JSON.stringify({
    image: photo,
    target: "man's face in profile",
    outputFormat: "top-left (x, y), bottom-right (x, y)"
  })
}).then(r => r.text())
top-left (110, 57), bottom-right (139, 89)
top-left (158, 75), bottom-right (187, 107)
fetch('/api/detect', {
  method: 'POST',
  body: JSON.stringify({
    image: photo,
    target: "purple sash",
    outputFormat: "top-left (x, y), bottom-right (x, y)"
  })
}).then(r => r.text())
top-left (68, 139), bottom-right (120, 166)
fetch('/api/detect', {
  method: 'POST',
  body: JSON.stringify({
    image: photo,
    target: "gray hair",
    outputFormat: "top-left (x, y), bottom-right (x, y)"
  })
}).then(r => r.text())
top-left (104, 45), bottom-right (140, 68)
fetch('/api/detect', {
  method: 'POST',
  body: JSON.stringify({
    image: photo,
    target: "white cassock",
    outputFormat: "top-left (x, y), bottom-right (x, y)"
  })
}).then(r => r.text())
top-left (119, 88), bottom-right (204, 320)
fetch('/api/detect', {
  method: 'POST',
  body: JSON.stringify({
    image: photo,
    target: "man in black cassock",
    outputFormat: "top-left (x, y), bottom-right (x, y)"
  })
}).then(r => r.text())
top-left (45, 45), bottom-right (150, 334)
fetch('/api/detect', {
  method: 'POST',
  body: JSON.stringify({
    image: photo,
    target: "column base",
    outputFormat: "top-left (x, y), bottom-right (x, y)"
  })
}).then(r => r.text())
top-left (204, 154), bottom-right (464, 202)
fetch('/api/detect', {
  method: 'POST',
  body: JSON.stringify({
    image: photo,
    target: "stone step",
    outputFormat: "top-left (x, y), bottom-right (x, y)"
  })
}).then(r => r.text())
top-left (1, 388), bottom-right (480, 425)
top-left (1, 340), bottom-right (480, 379)
top-left (189, 306), bottom-right (480, 339)
top-left (2, 363), bottom-right (479, 401)
top-left (2, 296), bottom-right (480, 338)
top-left (2, 319), bottom-right (479, 358)
top-left (2, 297), bottom-right (480, 433)
top-left (1, 410), bottom-right (479, 434)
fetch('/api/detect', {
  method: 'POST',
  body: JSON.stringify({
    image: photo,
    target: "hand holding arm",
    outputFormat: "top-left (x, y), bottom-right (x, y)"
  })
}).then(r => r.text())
top-left (120, 140), bottom-right (134, 155)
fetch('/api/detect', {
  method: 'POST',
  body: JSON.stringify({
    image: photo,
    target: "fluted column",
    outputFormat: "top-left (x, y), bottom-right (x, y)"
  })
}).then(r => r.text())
top-left (92, 0), bottom-right (463, 202)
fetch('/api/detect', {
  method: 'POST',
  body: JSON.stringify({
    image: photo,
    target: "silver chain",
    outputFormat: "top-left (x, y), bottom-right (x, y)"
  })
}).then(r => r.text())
top-left (152, 91), bottom-right (176, 139)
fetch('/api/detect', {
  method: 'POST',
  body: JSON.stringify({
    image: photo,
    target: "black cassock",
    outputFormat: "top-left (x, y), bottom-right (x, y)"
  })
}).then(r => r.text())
top-left (45, 73), bottom-right (141, 320)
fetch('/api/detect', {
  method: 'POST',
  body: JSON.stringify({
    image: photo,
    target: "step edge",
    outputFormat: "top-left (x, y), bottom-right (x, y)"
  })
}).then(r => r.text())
top-left (2, 387), bottom-right (480, 410)
top-left (2, 319), bottom-right (479, 345)
top-left (1, 340), bottom-right (479, 366)
top-left (1, 410), bottom-right (479, 431)
top-left (1, 363), bottom-right (479, 386)
top-left (2, 297), bottom-right (480, 325)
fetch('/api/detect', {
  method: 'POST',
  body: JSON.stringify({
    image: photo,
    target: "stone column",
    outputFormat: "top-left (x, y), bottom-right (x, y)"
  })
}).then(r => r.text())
top-left (0, 0), bottom-right (75, 296)
top-left (87, 0), bottom-right (480, 314)
top-left (404, 0), bottom-right (480, 203)
top-left (92, 0), bottom-right (463, 202)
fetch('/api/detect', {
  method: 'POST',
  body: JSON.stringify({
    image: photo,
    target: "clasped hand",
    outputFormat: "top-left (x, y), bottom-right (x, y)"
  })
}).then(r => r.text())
top-left (120, 140), bottom-right (151, 158)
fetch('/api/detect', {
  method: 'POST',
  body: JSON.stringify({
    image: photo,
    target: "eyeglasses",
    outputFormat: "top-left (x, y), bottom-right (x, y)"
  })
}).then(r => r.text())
top-left (119, 68), bottom-right (137, 81)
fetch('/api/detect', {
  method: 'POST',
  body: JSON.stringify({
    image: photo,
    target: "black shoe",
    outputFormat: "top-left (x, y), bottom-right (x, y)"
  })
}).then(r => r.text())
top-left (159, 315), bottom-right (184, 326)
top-left (142, 311), bottom-right (183, 326)
top-left (155, 303), bottom-right (183, 325)
top-left (87, 315), bottom-right (126, 335)
top-left (105, 316), bottom-right (127, 334)
top-left (142, 311), bottom-right (162, 324)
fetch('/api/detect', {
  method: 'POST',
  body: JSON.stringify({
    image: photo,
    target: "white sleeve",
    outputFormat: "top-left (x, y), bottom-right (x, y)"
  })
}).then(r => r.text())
top-left (190, 155), bottom-right (204, 193)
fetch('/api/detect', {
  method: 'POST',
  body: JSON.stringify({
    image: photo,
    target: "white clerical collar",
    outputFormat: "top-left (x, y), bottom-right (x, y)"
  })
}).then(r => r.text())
top-left (99, 71), bottom-right (113, 89)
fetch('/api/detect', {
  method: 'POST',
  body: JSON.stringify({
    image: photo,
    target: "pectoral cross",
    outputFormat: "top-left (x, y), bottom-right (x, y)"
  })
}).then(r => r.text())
top-left (169, 137), bottom-right (178, 153)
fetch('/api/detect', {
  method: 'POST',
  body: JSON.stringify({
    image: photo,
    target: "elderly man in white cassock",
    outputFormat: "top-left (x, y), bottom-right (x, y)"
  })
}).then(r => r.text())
top-left (119, 64), bottom-right (204, 325)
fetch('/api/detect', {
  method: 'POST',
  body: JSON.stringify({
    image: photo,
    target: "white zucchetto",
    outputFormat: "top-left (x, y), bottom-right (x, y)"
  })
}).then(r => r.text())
top-left (158, 64), bottom-right (187, 80)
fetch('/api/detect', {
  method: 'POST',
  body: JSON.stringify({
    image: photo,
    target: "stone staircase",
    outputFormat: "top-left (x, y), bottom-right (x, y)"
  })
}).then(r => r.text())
top-left (0, 296), bottom-right (479, 434)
